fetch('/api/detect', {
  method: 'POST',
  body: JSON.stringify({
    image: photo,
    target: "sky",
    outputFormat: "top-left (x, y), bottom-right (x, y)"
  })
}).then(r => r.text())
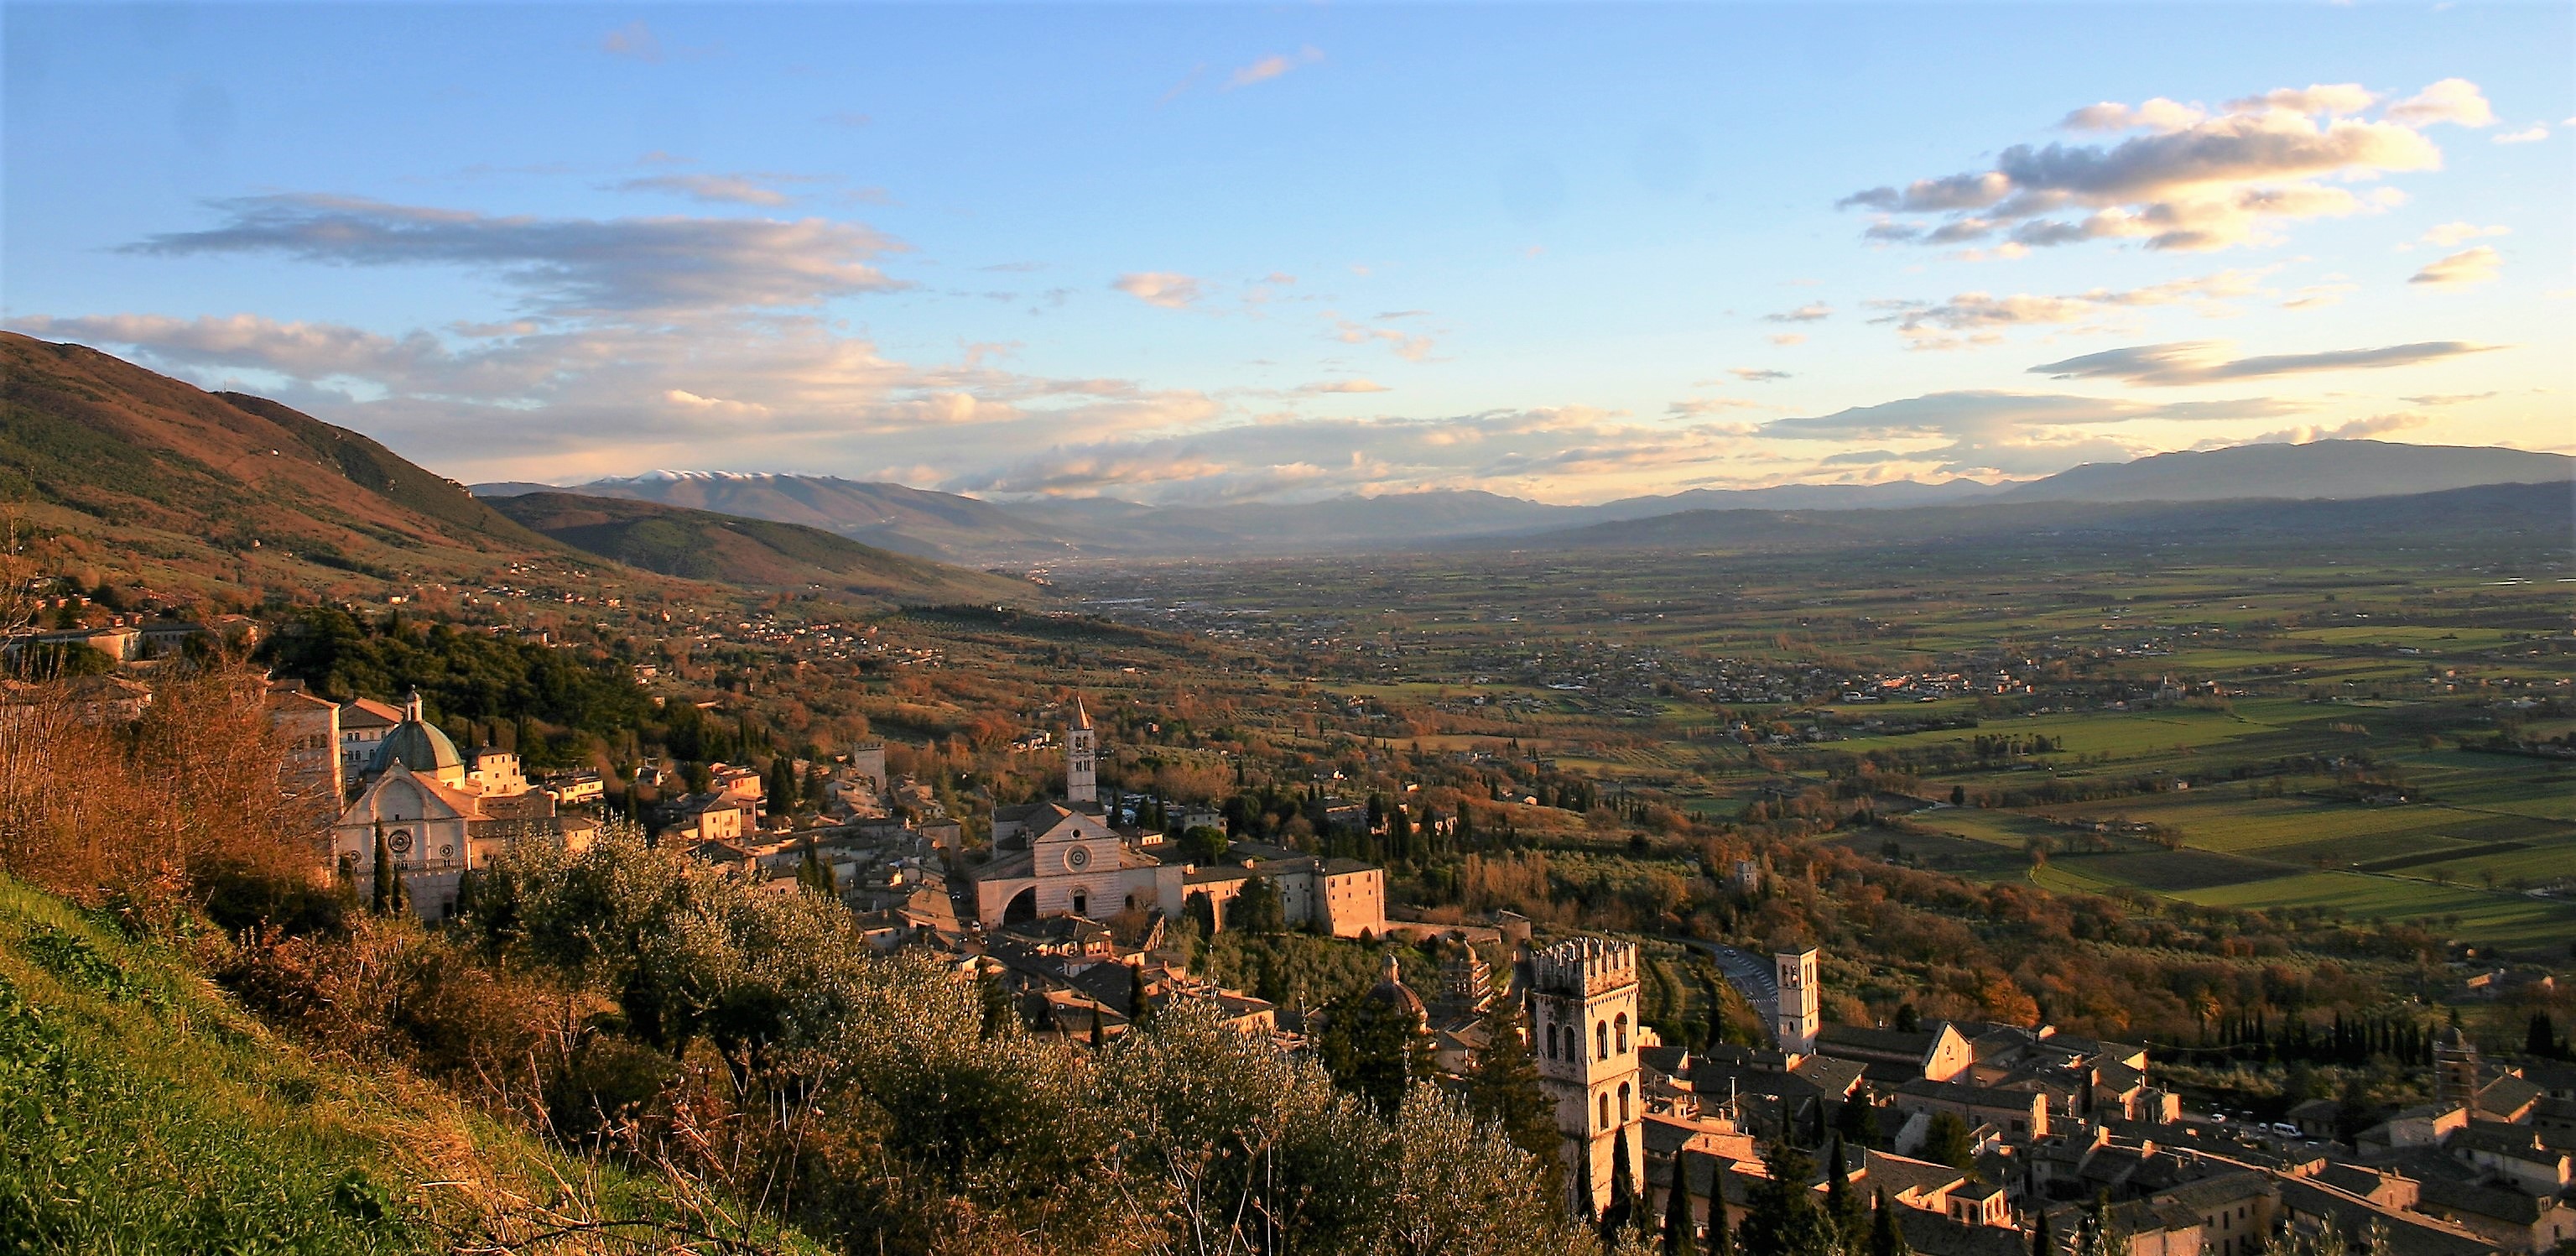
top-left (6, 2), bottom-right (2570, 505)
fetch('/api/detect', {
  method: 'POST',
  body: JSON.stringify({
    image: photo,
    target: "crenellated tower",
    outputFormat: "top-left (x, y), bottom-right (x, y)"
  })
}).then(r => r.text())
top-left (1524, 936), bottom-right (1647, 1218)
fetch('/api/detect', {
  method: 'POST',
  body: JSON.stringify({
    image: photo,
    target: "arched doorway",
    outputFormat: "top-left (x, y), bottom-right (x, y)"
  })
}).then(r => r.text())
top-left (1003, 887), bottom-right (1038, 925)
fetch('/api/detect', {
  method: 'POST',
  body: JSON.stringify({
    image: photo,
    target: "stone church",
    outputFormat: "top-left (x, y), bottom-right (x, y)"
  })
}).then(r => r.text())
top-left (968, 700), bottom-right (1184, 926)
top-left (327, 691), bottom-right (595, 921)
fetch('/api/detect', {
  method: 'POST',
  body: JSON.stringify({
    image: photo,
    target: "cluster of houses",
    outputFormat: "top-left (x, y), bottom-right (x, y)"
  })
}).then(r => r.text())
top-left (1585, 945), bottom-right (2574, 1256)
top-left (71, 654), bottom-right (2565, 1256)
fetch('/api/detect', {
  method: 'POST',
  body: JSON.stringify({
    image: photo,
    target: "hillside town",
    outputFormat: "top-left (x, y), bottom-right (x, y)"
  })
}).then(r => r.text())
top-left (10, 619), bottom-right (2568, 1256)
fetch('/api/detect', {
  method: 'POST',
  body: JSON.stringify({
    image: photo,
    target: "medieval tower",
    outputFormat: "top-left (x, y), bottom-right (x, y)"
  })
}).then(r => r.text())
top-left (1066, 697), bottom-right (1097, 805)
top-left (1776, 947), bottom-right (1820, 1056)
top-left (1525, 936), bottom-right (1647, 1218)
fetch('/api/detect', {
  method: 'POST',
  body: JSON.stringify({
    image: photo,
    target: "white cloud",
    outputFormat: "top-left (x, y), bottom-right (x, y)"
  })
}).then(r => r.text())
top-left (2384, 78), bottom-right (2495, 128)
top-left (2230, 412), bottom-right (2429, 446)
top-left (1297, 378), bottom-right (1389, 394)
top-left (1767, 333), bottom-right (1808, 347)
top-left (2222, 84), bottom-right (2378, 117)
top-left (1112, 272), bottom-right (1205, 309)
top-left (1333, 320), bottom-right (1437, 362)
top-left (2494, 124), bottom-right (2550, 144)
top-left (1844, 80), bottom-right (2473, 253)
top-left (1730, 367), bottom-right (1792, 383)
top-left (1226, 47), bottom-right (1323, 90)
top-left (1766, 302), bottom-right (1833, 323)
top-left (1762, 388), bottom-right (2307, 475)
top-left (2408, 246), bottom-right (2502, 287)
top-left (613, 173), bottom-right (805, 206)
top-left (125, 195), bottom-right (907, 313)
top-left (2418, 221), bottom-right (2510, 248)
top-left (1668, 397), bottom-right (1764, 416)
top-left (1869, 269), bottom-right (2270, 341)
top-left (2028, 339), bottom-right (2501, 385)
top-left (601, 20), bottom-right (662, 61)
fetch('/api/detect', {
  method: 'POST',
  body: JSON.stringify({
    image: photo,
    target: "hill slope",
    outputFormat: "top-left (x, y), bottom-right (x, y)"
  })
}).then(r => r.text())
top-left (0, 332), bottom-right (560, 592)
top-left (488, 492), bottom-right (1033, 603)
top-left (1, 334), bottom-right (1032, 608)
top-left (2000, 439), bottom-right (2573, 503)
top-left (518, 471), bottom-right (1083, 562)
top-left (0, 877), bottom-right (820, 1253)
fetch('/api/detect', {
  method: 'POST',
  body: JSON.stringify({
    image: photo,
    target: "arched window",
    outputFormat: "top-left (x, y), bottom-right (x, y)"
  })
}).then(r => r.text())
top-left (1619, 1081), bottom-right (1631, 1123)
top-left (1545, 1024), bottom-right (1559, 1061)
top-left (1615, 1012), bottom-right (1629, 1054)
top-left (1599, 1093), bottom-right (1611, 1128)
top-left (1596, 1020), bottom-right (1610, 1060)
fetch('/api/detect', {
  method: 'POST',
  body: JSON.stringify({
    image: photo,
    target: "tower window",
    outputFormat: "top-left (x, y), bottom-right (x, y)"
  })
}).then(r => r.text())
top-left (1597, 1020), bottom-right (1609, 1060)
top-left (1616, 1012), bottom-right (1629, 1054)
top-left (1600, 1093), bottom-right (1611, 1128)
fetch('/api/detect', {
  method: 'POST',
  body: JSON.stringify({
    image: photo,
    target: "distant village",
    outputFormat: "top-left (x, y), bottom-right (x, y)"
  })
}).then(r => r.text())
top-left (8, 603), bottom-right (2573, 1256)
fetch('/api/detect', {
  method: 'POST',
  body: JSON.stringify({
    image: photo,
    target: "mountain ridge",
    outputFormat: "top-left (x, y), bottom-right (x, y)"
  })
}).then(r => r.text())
top-left (475, 440), bottom-right (2571, 561)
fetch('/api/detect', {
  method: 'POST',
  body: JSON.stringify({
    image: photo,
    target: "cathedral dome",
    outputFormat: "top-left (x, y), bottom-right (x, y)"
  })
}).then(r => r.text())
top-left (1367, 951), bottom-right (1428, 1024)
top-left (370, 691), bottom-right (462, 779)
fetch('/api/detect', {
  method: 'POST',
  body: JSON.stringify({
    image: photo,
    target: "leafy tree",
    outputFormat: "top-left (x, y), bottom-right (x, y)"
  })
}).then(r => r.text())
top-left (1893, 1003), bottom-right (1921, 1033)
top-left (795, 844), bottom-right (836, 895)
top-left (1923, 1112), bottom-right (1975, 1170)
top-left (1835, 1090), bottom-right (1881, 1148)
top-left (1465, 997), bottom-right (1565, 1206)
top-left (1317, 991), bottom-right (1416, 1118)
top-left (1177, 825), bottom-right (1231, 866)
top-left (1741, 1142), bottom-right (1839, 1256)
top-left (2527, 1012), bottom-right (2563, 1060)
top-left (1231, 874), bottom-right (1287, 935)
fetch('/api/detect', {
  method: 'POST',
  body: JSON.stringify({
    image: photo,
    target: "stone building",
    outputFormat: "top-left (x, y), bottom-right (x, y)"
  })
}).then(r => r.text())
top-left (1525, 935), bottom-right (1649, 1217)
top-left (326, 691), bottom-right (595, 921)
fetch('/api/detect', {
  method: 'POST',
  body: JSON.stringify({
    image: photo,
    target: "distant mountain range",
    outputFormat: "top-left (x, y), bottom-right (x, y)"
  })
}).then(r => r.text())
top-left (1475, 480), bottom-right (2572, 553)
top-left (1995, 440), bottom-right (2571, 504)
top-left (475, 440), bottom-right (2571, 562)
top-left (0, 333), bottom-right (1033, 609)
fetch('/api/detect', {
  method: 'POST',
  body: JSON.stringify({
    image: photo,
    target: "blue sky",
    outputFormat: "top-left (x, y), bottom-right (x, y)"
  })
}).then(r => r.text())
top-left (7, 2), bottom-right (2568, 503)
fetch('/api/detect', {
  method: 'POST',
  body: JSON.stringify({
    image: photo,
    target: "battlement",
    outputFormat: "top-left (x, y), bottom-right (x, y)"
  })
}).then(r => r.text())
top-left (1531, 935), bottom-right (1640, 998)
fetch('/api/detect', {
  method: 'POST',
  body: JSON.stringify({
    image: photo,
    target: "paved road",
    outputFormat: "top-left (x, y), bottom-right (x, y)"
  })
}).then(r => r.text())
top-left (1679, 938), bottom-right (1778, 1043)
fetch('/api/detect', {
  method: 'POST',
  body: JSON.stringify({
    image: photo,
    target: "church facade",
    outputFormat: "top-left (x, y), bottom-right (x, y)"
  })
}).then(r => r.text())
top-left (326, 692), bottom-right (596, 921)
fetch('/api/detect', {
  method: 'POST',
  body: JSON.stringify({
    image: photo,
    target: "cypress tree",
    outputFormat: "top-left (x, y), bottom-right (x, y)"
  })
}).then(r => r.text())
top-left (1743, 1141), bottom-right (1838, 1256)
top-left (369, 823), bottom-right (392, 915)
top-left (1128, 963), bottom-right (1152, 1028)
top-left (2031, 1202), bottom-right (2055, 1256)
top-left (1867, 1189), bottom-right (1907, 1256)
top-left (1707, 1161), bottom-right (1732, 1256)
top-left (1828, 1135), bottom-right (1866, 1248)
top-left (1666, 1149), bottom-right (1699, 1256)
top-left (1602, 1132), bottom-right (1639, 1240)
top-left (1465, 998), bottom-right (1564, 1206)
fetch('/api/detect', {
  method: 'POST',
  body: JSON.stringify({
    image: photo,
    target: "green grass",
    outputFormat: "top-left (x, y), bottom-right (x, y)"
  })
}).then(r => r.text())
top-left (0, 878), bottom-right (821, 1254)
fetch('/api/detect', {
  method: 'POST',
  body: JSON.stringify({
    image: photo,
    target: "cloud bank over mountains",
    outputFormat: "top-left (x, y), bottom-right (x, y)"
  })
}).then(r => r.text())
top-left (15, 57), bottom-right (2545, 503)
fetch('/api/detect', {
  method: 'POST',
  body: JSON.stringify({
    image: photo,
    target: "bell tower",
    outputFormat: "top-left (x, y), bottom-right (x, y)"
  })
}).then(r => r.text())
top-left (1776, 947), bottom-right (1819, 1057)
top-left (1526, 937), bottom-right (1646, 1218)
top-left (1065, 697), bottom-right (1097, 805)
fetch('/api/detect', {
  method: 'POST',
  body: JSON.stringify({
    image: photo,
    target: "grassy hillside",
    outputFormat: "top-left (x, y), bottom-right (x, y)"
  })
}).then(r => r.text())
top-left (488, 491), bottom-right (1035, 606)
top-left (0, 332), bottom-right (572, 597)
top-left (0, 877), bottom-right (817, 1253)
